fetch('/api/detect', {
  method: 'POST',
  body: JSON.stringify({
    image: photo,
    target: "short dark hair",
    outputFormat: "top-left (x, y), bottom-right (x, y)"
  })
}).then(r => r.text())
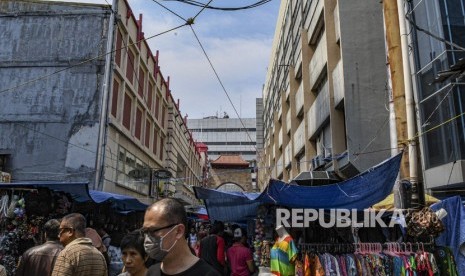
top-left (148, 198), bottom-right (187, 228)
top-left (120, 230), bottom-right (146, 258)
top-left (44, 219), bottom-right (60, 241)
top-left (62, 213), bottom-right (86, 236)
top-left (210, 221), bottom-right (224, 235)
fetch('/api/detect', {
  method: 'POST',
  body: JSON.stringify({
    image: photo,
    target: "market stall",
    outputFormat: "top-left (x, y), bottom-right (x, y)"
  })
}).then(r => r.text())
top-left (0, 182), bottom-right (148, 276)
top-left (194, 153), bottom-right (461, 275)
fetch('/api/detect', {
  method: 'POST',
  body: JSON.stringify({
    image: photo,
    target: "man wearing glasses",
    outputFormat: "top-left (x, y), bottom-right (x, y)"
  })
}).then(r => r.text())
top-left (142, 198), bottom-right (221, 275)
top-left (51, 213), bottom-right (108, 276)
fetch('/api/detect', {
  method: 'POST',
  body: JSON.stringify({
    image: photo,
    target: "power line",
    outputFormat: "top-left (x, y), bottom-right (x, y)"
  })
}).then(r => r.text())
top-left (0, 23), bottom-right (187, 95)
top-left (405, 11), bottom-right (465, 52)
top-left (165, 0), bottom-right (273, 11)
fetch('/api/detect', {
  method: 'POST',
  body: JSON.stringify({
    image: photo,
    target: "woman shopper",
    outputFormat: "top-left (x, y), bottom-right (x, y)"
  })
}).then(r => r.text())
top-left (118, 231), bottom-right (148, 276)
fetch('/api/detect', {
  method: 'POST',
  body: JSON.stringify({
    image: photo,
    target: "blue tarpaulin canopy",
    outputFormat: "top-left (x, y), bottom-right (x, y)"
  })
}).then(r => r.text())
top-left (0, 181), bottom-right (92, 202)
top-left (89, 190), bottom-right (148, 212)
top-left (194, 153), bottom-right (403, 221)
top-left (193, 188), bottom-right (262, 222)
top-left (0, 182), bottom-right (148, 212)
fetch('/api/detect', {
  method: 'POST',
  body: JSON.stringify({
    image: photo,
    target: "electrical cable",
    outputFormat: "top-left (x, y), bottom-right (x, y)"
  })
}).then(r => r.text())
top-left (0, 23), bottom-right (187, 95)
top-left (163, 0), bottom-right (272, 11)
top-left (420, 83), bottom-right (455, 128)
top-left (404, 12), bottom-right (465, 52)
top-left (149, 0), bottom-right (187, 22)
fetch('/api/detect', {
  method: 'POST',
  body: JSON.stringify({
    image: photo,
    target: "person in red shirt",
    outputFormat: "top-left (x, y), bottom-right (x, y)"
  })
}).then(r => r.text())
top-left (199, 221), bottom-right (226, 275)
top-left (227, 228), bottom-right (254, 276)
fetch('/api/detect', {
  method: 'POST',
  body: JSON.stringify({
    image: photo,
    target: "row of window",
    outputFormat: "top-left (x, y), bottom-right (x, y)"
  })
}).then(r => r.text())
top-left (111, 78), bottom-right (165, 161)
top-left (204, 142), bottom-right (257, 146)
top-left (190, 128), bottom-right (256, 132)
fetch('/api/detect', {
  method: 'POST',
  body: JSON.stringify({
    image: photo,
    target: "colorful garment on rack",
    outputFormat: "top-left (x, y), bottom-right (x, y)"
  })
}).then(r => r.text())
top-left (295, 259), bottom-right (303, 276)
top-left (270, 236), bottom-right (298, 276)
top-left (434, 246), bottom-right (458, 276)
top-left (304, 253), bottom-right (310, 276)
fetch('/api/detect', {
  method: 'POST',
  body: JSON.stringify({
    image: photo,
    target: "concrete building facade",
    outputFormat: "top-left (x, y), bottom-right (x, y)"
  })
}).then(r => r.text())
top-left (0, 0), bottom-right (205, 205)
top-left (261, 0), bottom-right (391, 188)
top-left (188, 117), bottom-right (257, 162)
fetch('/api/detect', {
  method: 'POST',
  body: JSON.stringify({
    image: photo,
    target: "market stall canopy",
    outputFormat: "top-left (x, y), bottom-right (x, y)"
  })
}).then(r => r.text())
top-left (195, 152), bottom-right (403, 221)
top-left (0, 181), bottom-right (92, 202)
top-left (89, 190), bottom-right (148, 212)
top-left (373, 193), bottom-right (439, 211)
top-left (194, 187), bottom-right (261, 222)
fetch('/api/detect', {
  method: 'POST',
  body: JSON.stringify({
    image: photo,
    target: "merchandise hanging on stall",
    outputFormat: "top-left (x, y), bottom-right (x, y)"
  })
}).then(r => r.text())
top-left (0, 188), bottom-right (72, 276)
top-left (0, 183), bottom-right (148, 276)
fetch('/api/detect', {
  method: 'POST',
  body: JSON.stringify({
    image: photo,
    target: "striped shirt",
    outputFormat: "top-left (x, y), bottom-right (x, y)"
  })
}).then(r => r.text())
top-left (270, 236), bottom-right (298, 276)
top-left (51, 238), bottom-right (107, 276)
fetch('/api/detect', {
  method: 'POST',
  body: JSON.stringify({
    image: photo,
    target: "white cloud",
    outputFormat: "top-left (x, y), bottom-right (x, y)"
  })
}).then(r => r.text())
top-left (49, 0), bottom-right (279, 119)
top-left (138, 7), bottom-right (276, 119)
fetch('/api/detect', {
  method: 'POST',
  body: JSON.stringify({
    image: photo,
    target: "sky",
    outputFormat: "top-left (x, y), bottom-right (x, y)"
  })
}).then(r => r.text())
top-left (51, 0), bottom-right (280, 119)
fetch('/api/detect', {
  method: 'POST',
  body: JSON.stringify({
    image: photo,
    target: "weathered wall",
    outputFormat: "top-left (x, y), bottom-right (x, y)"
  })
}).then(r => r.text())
top-left (0, 1), bottom-right (111, 185)
top-left (206, 167), bottom-right (252, 191)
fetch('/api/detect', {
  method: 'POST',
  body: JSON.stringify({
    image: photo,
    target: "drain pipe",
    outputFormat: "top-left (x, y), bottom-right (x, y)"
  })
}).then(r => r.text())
top-left (95, 0), bottom-right (116, 191)
top-left (397, 0), bottom-right (420, 204)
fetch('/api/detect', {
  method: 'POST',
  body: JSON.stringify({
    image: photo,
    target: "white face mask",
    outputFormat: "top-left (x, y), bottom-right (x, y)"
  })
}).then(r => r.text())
top-left (144, 225), bottom-right (179, 261)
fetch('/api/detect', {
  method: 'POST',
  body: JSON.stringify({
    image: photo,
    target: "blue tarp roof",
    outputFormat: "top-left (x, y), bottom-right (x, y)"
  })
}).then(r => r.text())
top-left (89, 190), bottom-right (148, 212)
top-left (194, 153), bottom-right (403, 222)
top-left (0, 182), bottom-right (148, 212)
top-left (0, 181), bottom-right (92, 202)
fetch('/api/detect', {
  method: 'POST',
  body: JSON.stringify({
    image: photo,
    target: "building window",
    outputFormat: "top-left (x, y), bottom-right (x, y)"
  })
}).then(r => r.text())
top-left (122, 93), bottom-right (132, 130)
top-left (126, 49), bottom-right (135, 84)
top-left (154, 94), bottom-right (160, 120)
top-left (138, 68), bottom-right (145, 97)
top-left (153, 130), bottom-right (158, 156)
top-left (115, 29), bottom-right (123, 67)
top-left (111, 79), bottom-right (119, 117)
top-left (161, 105), bottom-right (166, 128)
top-left (145, 119), bottom-right (151, 148)
top-left (160, 136), bottom-right (164, 160)
top-left (135, 108), bottom-right (142, 140)
top-left (0, 155), bottom-right (8, 172)
top-left (147, 82), bottom-right (153, 111)
top-left (116, 146), bottom-right (150, 195)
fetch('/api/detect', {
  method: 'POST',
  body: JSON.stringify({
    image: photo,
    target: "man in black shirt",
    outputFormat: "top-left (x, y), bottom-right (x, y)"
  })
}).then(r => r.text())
top-left (143, 198), bottom-right (221, 276)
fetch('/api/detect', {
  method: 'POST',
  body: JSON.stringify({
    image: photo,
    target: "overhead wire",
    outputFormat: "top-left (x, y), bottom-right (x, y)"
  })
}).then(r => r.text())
top-left (164, 0), bottom-right (272, 11)
top-left (0, 23), bottom-right (187, 95)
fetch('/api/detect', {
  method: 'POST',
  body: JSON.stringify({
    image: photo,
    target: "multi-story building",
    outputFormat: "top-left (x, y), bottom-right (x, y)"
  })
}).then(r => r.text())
top-left (188, 117), bottom-right (257, 162)
top-left (406, 0), bottom-right (465, 199)
top-left (261, 0), bottom-right (390, 188)
top-left (0, 0), bottom-right (205, 205)
top-left (188, 116), bottom-right (258, 191)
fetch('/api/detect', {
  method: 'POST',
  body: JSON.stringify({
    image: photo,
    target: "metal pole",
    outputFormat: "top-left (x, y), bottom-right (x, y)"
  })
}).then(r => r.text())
top-left (383, 0), bottom-right (411, 208)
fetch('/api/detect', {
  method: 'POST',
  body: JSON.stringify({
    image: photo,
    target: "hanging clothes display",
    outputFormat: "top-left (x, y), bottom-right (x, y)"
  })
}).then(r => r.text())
top-left (270, 235), bottom-right (298, 276)
top-left (295, 243), bottom-right (458, 276)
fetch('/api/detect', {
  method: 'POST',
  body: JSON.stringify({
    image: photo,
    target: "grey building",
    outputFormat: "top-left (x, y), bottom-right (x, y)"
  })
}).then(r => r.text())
top-left (261, 0), bottom-right (390, 187)
top-left (188, 117), bottom-right (257, 162)
top-left (406, 0), bottom-right (465, 199)
top-left (0, 0), bottom-right (206, 205)
top-left (0, 1), bottom-right (112, 185)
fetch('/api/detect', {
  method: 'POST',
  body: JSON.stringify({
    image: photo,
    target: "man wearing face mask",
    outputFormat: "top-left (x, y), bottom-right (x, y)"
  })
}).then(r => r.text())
top-left (142, 198), bottom-right (221, 276)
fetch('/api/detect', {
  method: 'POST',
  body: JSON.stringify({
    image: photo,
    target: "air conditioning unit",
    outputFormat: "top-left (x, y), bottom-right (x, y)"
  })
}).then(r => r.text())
top-left (292, 170), bottom-right (340, 186)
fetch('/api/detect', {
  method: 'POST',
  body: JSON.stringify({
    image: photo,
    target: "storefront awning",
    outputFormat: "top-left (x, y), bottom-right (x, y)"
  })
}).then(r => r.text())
top-left (0, 181), bottom-right (92, 202)
top-left (89, 190), bottom-right (148, 212)
top-left (195, 152), bottom-right (403, 221)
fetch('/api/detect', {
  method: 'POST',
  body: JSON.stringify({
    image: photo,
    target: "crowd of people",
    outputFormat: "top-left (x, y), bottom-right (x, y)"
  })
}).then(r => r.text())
top-left (0, 198), bottom-right (256, 276)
